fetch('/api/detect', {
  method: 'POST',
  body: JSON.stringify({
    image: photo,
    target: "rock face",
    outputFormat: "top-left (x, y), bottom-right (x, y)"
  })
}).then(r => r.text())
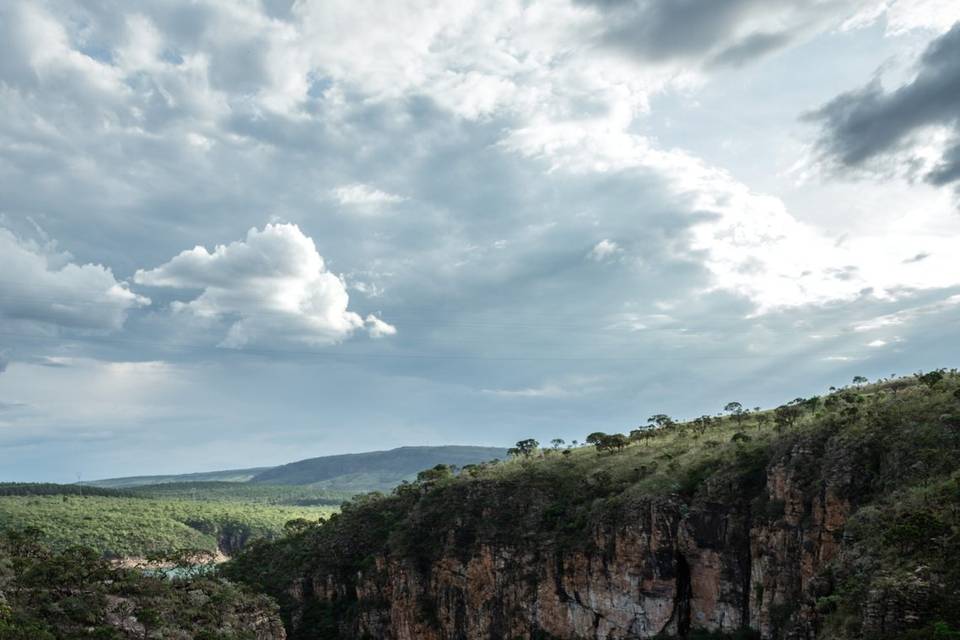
top-left (278, 438), bottom-right (860, 640)
top-left (225, 376), bottom-right (960, 640)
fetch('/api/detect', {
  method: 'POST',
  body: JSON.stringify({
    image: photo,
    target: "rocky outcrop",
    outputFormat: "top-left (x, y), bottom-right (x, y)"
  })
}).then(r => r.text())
top-left (279, 439), bottom-right (859, 640)
top-left (224, 375), bottom-right (960, 640)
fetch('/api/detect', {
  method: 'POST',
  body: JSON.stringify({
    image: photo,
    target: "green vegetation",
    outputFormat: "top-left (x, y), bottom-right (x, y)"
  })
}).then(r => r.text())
top-left (0, 495), bottom-right (335, 558)
top-left (227, 369), bottom-right (960, 639)
top-left (0, 483), bottom-right (133, 499)
top-left (0, 528), bottom-right (283, 639)
top-left (128, 481), bottom-right (350, 506)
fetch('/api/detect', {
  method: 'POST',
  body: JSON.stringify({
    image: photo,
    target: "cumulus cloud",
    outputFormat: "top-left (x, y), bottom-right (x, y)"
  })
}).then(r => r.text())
top-left (0, 227), bottom-right (147, 332)
top-left (134, 223), bottom-right (393, 347)
top-left (806, 23), bottom-right (960, 190)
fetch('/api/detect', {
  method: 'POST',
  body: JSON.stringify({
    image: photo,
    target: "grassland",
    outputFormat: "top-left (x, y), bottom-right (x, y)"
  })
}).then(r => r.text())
top-left (0, 494), bottom-right (336, 558)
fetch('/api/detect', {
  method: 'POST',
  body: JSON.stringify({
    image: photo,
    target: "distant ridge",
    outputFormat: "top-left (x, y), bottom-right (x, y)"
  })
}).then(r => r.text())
top-left (89, 445), bottom-right (507, 493)
top-left (88, 467), bottom-right (271, 488)
top-left (250, 446), bottom-right (508, 491)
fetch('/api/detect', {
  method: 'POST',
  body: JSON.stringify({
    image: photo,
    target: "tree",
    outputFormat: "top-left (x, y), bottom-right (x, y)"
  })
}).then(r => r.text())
top-left (629, 427), bottom-right (655, 445)
top-left (756, 413), bottom-right (770, 431)
top-left (731, 432), bottom-right (752, 445)
top-left (691, 415), bottom-right (714, 435)
top-left (594, 433), bottom-right (628, 454)
top-left (647, 414), bottom-right (675, 429)
top-left (417, 464), bottom-right (454, 483)
top-left (852, 375), bottom-right (868, 386)
top-left (774, 404), bottom-right (801, 432)
top-left (283, 518), bottom-right (313, 535)
top-left (724, 402), bottom-right (745, 427)
top-left (919, 370), bottom-right (945, 389)
top-left (510, 439), bottom-right (539, 458)
top-left (550, 438), bottom-right (565, 450)
top-left (585, 432), bottom-right (607, 446)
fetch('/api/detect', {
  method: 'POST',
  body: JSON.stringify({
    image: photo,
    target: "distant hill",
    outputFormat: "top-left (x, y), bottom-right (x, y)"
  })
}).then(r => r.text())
top-left (89, 446), bottom-right (508, 494)
top-left (88, 467), bottom-right (270, 488)
top-left (250, 446), bottom-right (508, 491)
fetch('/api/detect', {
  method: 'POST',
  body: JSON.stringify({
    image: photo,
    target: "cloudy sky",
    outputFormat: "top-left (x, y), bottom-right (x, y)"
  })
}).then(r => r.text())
top-left (1, 0), bottom-right (959, 482)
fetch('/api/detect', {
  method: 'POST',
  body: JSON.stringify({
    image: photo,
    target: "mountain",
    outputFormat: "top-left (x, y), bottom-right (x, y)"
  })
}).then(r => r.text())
top-left (226, 371), bottom-right (960, 640)
top-left (89, 445), bottom-right (508, 493)
top-left (89, 467), bottom-right (271, 488)
top-left (249, 445), bottom-right (508, 491)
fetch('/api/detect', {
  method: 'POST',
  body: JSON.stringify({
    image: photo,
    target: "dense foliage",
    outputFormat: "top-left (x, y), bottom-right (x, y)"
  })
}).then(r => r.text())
top-left (0, 495), bottom-right (334, 558)
top-left (227, 370), bottom-right (960, 640)
top-left (0, 484), bottom-right (134, 499)
top-left (128, 481), bottom-right (350, 506)
top-left (0, 528), bottom-right (283, 639)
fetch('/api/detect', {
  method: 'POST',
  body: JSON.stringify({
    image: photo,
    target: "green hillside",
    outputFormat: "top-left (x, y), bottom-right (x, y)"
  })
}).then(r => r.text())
top-left (248, 445), bottom-right (508, 489)
top-left (88, 446), bottom-right (509, 494)
top-left (227, 370), bottom-right (960, 640)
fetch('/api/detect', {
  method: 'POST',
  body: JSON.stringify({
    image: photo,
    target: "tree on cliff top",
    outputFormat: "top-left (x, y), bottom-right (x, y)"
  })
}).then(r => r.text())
top-left (507, 439), bottom-right (539, 459)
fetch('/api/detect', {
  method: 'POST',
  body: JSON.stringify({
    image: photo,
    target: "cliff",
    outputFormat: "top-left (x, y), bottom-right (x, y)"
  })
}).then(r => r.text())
top-left (228, 372), bottom-right (960, 640)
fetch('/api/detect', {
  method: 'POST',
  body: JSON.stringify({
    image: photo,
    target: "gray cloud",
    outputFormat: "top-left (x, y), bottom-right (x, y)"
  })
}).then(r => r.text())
top-left (708, 31), bottom-right (794, 68)
top-left (0, 0), bottom-right (957, 481)
top-left (807, 22), bottom-right (960, 187)
top-left (576, 0), bottom-right (850, 67)
top-left (0, 227), bottom-right (148, 332)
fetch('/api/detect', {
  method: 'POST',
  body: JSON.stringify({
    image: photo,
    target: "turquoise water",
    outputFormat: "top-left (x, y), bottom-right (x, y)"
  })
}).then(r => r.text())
top-left (142, 563), bottom-right (218, 579)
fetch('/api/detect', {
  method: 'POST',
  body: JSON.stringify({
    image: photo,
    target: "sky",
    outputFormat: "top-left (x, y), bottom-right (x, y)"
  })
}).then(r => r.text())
top-left (1, 0), bottom-right (959, 482)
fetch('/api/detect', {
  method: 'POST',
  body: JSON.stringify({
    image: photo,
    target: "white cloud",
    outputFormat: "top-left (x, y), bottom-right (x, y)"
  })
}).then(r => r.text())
top-left (134, 223), bottom-right (393, 347)
top-left (365, 314), bottom-right (397, 338)
top-left (853, 295), bottom-right (960, 333)
top-left (0, 227), bottom-right (147, 332)
top-left (482, 384), bottom-right (571, 398)
top-left (587, 239), bottom-right (622, 262)
top-left (482, 376), bottom-right (604, 398)
top-left (503, 116), bottom-right (960, 312)
top-left (844, 0), bottom-right (960, 35)
top-left (331, 184), bottom-right (406, 207)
